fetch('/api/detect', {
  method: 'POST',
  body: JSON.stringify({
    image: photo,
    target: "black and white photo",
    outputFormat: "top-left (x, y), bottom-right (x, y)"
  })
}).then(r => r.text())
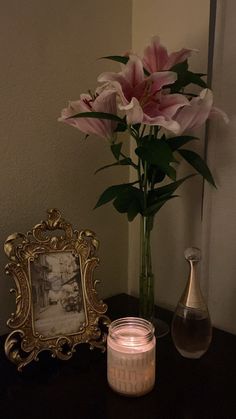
top-left (30, 251), bottom-right (85, 337)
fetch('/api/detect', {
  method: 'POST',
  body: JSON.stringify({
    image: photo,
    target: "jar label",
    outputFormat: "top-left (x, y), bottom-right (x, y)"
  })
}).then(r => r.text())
top-left (107, 346), bottom-right (155, 396)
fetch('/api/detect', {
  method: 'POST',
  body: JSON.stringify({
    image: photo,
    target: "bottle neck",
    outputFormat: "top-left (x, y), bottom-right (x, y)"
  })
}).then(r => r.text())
top-left (180, 260), bottom-right (206, 309)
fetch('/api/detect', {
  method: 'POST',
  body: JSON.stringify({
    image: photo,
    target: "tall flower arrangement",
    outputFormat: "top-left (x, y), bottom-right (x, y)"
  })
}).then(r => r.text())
top-left (59, 36), bottom-right (227, 322)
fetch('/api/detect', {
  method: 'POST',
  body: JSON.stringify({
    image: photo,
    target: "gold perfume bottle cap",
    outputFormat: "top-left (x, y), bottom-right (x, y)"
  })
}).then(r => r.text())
top-left (184, 247), bottom-right (201, 262)
top-left (181, 247), bottom-right (206, 310)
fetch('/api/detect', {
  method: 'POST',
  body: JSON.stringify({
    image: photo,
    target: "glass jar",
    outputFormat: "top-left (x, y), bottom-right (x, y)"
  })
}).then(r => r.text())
top-left (107, 317), bottom-right (156, 397)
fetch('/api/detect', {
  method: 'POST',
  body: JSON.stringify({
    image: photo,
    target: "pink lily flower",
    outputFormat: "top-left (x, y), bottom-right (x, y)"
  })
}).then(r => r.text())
top-left (142, 36), bottom-right (194, 73)
top-left (173, 89), bottom-right (229, 135)
top-left (98, 55), bottom-right (189, 133)
top-left (58, 89), bottom-right (118, 140)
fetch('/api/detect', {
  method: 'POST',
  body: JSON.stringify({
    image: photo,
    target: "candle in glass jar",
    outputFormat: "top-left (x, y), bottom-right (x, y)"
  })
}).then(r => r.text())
top-left (107, 317), bottom-right (156, 397)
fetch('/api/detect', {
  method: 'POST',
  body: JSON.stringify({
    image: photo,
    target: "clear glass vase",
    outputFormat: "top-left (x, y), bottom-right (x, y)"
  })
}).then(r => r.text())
top-left (139, 215), bottom-right (169, 338)
top-left (139, 215), bottom-right (154, 320)
top-left (171, 247), bottom-right (212, 358)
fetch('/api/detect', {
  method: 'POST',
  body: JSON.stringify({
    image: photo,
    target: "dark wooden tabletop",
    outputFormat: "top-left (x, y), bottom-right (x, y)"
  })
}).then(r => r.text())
top-left (0, 293), bottom-right (236, 419)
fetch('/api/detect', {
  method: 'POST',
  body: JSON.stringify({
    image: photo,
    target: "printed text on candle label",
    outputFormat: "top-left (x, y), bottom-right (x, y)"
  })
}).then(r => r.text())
top-left (107, 347), bottom-right (155, 395)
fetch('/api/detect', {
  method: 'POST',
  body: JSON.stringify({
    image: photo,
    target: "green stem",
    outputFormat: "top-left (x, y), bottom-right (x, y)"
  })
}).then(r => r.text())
top-left (128, 125), bottom-right (139, 141)
top-left (143, 126), bottom-right (153, 210)
top-left (151, 168), bottom-right (156, 191)
top-left (148, 126), bottom-right (154, 141)
top-left (139, 126), bottom-right (155, 320)
top-left (139, 214), bottom-right (154, 320)
top-left (143, 161), bottom-right (148, 211)
top-left (138, 157), bottom-right (143, 192)
top-left (154, 126), bottom-right (159, 139)
top-left (140, 124), bottom-right (146, 139)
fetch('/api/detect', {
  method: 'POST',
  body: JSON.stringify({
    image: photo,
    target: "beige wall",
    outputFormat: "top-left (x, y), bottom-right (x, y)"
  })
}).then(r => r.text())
top-left (202, 0), bottom-right (236, 333)
top-left (1, 0), bottom-right (235, 337)
top-left (130, 0), bottom-right (211, 309)
top-left (131, 0), bottom-right (236, 334)
top-left (0, 0), bottom-right (132, 334)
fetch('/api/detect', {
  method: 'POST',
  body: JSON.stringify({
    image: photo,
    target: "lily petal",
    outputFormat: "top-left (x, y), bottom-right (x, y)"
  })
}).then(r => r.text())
top-left (158, 93), bottom-right (190, 118)
top-left (119, 97), bottom-right (144, 125)
top-left (58, 90), bottom-right (118, 140)
top-left (164, 48), bottom-right (196, 70)
top-left (142, 36), bottom-right (195, 73)
top-left (122, 55), bottom-right (145, 87)
top-left (143, 113), bottom-right (181, 134)
top-left (149, 71), bottom-right (177, 93)
top-left (174, 89), bottom-right (214, 134)
top-left (98, 55), bottom-right (145, 103)
top-left (142, 36), bottom-right (169, 73)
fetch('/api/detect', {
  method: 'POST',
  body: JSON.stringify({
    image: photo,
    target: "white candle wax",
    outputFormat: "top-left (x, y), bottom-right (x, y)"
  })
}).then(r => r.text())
top-left (107, 317), bottom-right (156, 397)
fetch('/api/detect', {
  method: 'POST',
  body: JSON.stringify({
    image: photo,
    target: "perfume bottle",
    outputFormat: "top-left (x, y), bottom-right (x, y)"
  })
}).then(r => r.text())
top-left (171, 247), bottom-right (212, 359)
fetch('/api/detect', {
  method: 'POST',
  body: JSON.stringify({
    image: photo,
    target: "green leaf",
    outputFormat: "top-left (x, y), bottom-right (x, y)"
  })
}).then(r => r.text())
top-left (169, 60), bottom-right (208, 92)
top-left (171, 71), bottom-right (207, 92)
top-left (113, 190), bottom-right (131, 213)
top-left (187, 71), bottom-right (207, 88)
top-left (178, 149), bottom-right (216, 187)
top-left (101, 55), bottom-right (129, 65)
top-left (114, 121), bottom-right (127, 132)
top-left (94, 183), bottom-right (136, 209)
top-left (135, 139), bottom-right (176, 180)
top-left (127, 200), bottom-right (141, 221)
top-left (143, 68), bottom-right (150, 77)
top-left (149, 174), bottom-right (196, 203)
top-left (68, 111), bottom-right (125, 124)
top-left (111, 143), bottom-right (122, 160)
top-left (171, 60), bottom-right (189, 74)
top-left (95, 158), bottom-right (134, 174)
top-left (144, 195), bottom-right (178, 216)
top-left (167, 136), bottom-right (198, 152)
top-left (148, 166), bottom-right (166, 186)
top-left (132, 123), bottom-right (141, 132)
top-left (113, 187), bottom-right (144, 221)
top-left (195, 72), bottom-right (207, 77)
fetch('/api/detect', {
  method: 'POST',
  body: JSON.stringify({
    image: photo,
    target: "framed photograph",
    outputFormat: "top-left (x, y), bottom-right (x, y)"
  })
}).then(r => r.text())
top-left (4, 209), bottom-right (110, 371)
top-left (31, 251), bottom-right (85, 337)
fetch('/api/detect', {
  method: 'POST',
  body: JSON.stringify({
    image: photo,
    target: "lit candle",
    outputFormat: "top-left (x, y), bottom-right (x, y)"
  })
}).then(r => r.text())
top-left (107, 317), bottom-right (156, 397)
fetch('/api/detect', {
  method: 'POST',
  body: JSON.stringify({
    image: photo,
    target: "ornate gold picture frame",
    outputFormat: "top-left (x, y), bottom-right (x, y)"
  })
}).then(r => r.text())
top-left (4, 209), bottom-right (110, 371)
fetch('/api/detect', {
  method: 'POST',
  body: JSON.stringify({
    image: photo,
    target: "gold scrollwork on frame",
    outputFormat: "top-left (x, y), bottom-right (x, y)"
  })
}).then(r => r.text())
top-left (4, 209), bottom-right (110, 371)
